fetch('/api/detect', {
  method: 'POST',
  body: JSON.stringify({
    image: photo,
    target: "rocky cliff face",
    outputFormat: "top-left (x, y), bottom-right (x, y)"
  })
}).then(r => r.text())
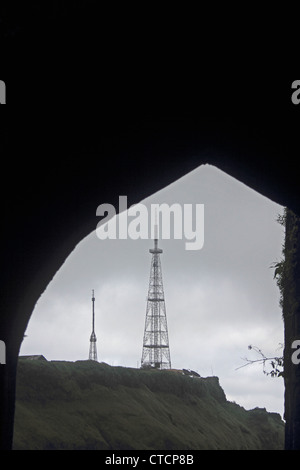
top-left (13, 359), bottom-right (284, 450)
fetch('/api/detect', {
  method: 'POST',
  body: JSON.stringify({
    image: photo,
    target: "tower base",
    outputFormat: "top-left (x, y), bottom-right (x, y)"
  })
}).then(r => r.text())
top-left (89, 332), bottom-right (97, 361)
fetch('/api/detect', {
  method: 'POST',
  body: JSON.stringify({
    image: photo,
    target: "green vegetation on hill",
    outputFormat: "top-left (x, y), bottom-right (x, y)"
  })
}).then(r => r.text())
top-left (13, 359), bottom-right (284, 450)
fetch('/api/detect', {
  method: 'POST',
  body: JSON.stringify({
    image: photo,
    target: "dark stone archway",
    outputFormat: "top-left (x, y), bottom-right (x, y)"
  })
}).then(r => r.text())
top-left (1, 2), bottom-right (299, 450)
top-left (1, 114), bottom-right (299, 449)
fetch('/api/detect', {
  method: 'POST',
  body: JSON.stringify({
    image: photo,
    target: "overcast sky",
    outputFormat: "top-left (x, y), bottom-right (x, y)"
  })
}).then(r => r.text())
top-left (20, 165), bottom-right (285, 417)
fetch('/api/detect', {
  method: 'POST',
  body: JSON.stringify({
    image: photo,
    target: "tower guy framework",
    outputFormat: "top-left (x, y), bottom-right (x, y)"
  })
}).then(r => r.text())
top-left (89, 290), bottom-right (98, 361)
top-left (141, 228), bottom-right (171, 369)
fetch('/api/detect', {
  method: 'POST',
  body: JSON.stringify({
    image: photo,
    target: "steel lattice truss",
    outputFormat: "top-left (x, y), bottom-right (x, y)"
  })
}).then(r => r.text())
top-left (141, 239), bottom-right (171, 369)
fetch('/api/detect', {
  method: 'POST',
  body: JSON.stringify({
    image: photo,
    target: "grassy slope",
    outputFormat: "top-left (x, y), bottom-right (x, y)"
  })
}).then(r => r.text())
top-left (13, 359), bottom-right (284, 450)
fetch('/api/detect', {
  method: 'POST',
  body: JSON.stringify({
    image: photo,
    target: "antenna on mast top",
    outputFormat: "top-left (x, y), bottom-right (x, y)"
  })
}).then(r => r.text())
top-left (150, 207), bottom-right (162, 254)
top-left (154, 207), bottom-right (158, 241)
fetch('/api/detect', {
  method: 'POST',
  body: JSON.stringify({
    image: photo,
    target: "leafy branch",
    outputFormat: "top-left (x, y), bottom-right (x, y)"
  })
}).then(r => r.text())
top-left (236, 345), bottom-right (284, 378)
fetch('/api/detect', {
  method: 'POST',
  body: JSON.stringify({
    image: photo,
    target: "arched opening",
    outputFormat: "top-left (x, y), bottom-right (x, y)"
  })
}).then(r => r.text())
top-left (15, 164), bottom-right (285, 449)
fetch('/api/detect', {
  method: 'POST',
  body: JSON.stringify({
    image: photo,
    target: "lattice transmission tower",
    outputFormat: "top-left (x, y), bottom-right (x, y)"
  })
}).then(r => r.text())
top-left (89, 289), bottom-right (98, 361)
top-left (141, 227), bottom-right (171, 369)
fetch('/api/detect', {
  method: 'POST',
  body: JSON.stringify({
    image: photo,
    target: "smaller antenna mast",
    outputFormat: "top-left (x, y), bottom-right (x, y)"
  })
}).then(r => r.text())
top-left (89, 290), bottom-right (98, 361)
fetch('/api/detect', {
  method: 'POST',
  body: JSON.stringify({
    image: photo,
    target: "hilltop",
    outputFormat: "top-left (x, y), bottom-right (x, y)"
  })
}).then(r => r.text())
top-left (13, 358), bottom-right (284, 450)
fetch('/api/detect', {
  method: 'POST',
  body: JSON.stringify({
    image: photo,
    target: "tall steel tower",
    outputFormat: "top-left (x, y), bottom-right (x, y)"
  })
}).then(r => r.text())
top-left (89, 290), bottom-right (98, 361)
top-left (141, 225), bottom-right (171, 369)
